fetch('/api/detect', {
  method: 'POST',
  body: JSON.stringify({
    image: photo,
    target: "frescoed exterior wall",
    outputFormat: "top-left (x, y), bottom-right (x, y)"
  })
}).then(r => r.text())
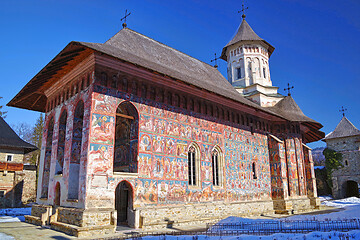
top-left (268, 136), bottom-right (288, 200)
top-left (30, 59), bottom-right (319, 235)
top-left (36, 69), bottom-right (94, 209)
top-left (85, 82), bottom-right (272, 209)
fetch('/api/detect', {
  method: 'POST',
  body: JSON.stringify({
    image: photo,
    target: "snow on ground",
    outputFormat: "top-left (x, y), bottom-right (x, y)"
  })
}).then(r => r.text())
top-left (0, 232), bottom-right (14, 240)
top-left (142, 197), bottom-right (360, 239)
top-left (288, 197), bottom-right (360, 221)
top-left (0, 207), bottom-right (31, 223)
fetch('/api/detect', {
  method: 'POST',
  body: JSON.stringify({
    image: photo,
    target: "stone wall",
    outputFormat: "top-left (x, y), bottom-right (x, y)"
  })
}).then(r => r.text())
top-left (0, 168), bottom-right (37, 208)
top-left (326, 136), bottom-right (360, 198)
top-left (0, 149), bottom-right (24, 163)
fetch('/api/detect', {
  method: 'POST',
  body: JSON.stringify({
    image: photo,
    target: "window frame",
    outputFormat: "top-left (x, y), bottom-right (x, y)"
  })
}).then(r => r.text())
top-left (187, 143), bottom-right (201, 188)
top-left (5, 154), bottom-right (13, 162)
top-left (211, 146), bottom-right (224, 188)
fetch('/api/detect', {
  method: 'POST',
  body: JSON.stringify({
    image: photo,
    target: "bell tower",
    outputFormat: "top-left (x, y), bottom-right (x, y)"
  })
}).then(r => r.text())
top-left (221, 14), bottom-right (283, 107)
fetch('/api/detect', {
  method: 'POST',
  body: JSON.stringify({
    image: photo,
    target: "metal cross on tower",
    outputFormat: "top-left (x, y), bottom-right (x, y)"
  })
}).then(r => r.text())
top-left (284, 83), bottom-right (294, 96)
top-left (211, 53), bottom-right (220, 68)
top-left (238, 0), bottom-right (248, 19)
top-left (339, 106), bottom-right (347, 117)
top-left (121, 9), bottom-right (131, 28)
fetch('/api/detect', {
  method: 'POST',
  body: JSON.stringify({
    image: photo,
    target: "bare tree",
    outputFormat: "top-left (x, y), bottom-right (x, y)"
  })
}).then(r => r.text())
top-left (0, 96), bottom-right (7, 118)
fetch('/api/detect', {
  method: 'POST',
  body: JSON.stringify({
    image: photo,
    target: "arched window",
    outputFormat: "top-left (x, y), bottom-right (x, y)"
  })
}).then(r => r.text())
top-left (41, 116), bottom-right (54, 198)
top-left (68, 101), bottom-right (84, 200)
top-left (212, 147), bottom-right (223, 187)
top-left (188, 144), bottom-right (200, 186)
top-left (56, 110), bottom-right (67, 175)
top-left (252, 162), bottom-right (257, 179)
top-left (114, 101), bottom-right (139, 173)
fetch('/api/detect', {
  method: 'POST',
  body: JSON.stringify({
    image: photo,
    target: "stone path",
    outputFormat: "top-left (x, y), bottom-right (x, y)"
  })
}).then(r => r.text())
top-left (0, 222), bottom-right (76, 240)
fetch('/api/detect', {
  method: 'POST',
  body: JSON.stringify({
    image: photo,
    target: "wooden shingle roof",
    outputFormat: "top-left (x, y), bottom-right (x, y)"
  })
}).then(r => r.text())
top-left (220, 19), bottom-right (275, 60)
top-left (324, 117), bottom-right (360, 140)
top-left (8, 27), bottom-right (324, 142)
top-left (0, 117), bottom-right (37, 153)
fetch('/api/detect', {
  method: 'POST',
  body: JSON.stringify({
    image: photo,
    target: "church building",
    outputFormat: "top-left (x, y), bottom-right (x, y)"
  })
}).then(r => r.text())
top-left (8, 14), bottom-right (324, 237)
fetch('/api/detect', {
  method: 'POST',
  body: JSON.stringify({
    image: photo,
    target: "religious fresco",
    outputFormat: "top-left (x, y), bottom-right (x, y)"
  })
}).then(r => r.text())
top-left (37, 77), bottom-right (93, 206)
top-left (80, 84), bottom-right (315, 209)
top-left (41, 117), bottom-right (54, 198)
top-left (303, 147), bottom-right (316, 197)
top-left (92, 92), bottom-right (118, 115)
top-left (268, 137), bottom-right (286, 200)
top-left (88, 143), bottom-right (113, 175)
top-left (68, 101), bottom-right (84, 200)
top-left (56, 110), bottom-right (67, 174)
top-left (90, 113), bottom-right (115, 145)
top-left (224, 128), bottom-right (271, 201)
top-left (285, 138), bottom-right (300, 197)
top-left (294, 138), bottom-right (306, 196)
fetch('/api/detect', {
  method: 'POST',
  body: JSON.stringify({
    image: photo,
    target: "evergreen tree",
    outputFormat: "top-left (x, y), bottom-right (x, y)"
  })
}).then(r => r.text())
top-left (0, 96), bottom-right (7, 118)
top-left (323, 148), bottom-right (343, 189)
top-left (30, 114), bottom-right (44, 165)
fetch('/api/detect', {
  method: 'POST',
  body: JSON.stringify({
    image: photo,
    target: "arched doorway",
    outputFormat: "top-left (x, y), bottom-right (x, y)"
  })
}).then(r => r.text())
top-left (345, 181), bottom-right (359, 197)
top-left (115, 181), bottom-right (134, 226)
top-left (54, 183), bottom-right (61, 207)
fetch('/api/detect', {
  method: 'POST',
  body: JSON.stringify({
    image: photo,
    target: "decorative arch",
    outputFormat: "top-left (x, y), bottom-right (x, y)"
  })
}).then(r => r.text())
top-left (41, 116), bottom-right (55, 198)
top-left (188, 143), bottom-right (201, 186)
top-left (68, 100), bottom-right (84, 200)
top-left (254, 57), bottom-right (261, 79)
top-left (56, 109), bottom-right (67, 175)
top-left (114, 101), bottom-right (139, 173)
top-left (345, 180), bottom-right (359, 198)
top-left (211, 145), bottom-right (224, 187)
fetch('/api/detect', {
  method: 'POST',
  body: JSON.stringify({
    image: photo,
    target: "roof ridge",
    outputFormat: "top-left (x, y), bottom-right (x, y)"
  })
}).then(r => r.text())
top-left (324, 116), bottom-right (360, 140)
top-left (105, 28), bottom-right (218, 70)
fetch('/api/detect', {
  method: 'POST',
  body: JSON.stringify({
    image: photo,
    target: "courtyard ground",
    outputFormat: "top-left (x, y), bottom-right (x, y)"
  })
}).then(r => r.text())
top-left (0, 197), bottom-right (359, 239)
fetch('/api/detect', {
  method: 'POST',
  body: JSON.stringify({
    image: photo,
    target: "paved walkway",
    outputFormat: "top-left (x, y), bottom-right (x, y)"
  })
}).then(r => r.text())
top-left (0, 222), bottom-right (76, 240)
top-left (0, 206), bottom-right (340, 240)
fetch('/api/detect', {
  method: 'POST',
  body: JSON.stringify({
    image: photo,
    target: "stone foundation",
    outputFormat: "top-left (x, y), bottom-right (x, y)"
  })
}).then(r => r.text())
top-left (26, 197), bottom-right (319, 236)
top-left (138, 199), bottom-right (274, 230)
top-left (273, 197), bottom-right (318, 215)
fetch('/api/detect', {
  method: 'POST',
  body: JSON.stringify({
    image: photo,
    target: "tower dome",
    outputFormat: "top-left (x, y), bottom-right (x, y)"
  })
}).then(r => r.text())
top-left (221, 17), bottom-right (283, 107)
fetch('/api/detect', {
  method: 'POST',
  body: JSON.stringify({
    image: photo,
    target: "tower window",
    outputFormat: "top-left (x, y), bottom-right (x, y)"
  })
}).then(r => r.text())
top-left (236, 67), bottom-right (242, 79)
top-left (263, 68), bottom-right (266, 79)
top-left (252, 162), bottom-right (257, 179)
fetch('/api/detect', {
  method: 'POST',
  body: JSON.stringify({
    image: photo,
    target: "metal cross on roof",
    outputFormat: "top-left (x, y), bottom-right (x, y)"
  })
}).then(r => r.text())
top-left (339, 106), bottom-right (347, 117)
top-left (121, 9), bottom-right (131, 28)
top-left (211, 53), bottom-right (220, 68)
top-left (238, 0), bottom-right (248, 19)
top-left (284, 83), bottom-right (294, 96)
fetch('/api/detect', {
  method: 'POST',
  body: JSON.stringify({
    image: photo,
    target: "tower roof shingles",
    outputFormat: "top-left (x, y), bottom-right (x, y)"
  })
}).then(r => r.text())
top-left (221, 19), bottom-right (275, 60)
top-left (324, 117), bottom-right (360, 140)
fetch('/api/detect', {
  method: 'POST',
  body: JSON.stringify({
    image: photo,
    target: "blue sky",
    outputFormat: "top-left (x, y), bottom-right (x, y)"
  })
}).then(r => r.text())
top-left (1, 0), bottom-right (359, 148)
